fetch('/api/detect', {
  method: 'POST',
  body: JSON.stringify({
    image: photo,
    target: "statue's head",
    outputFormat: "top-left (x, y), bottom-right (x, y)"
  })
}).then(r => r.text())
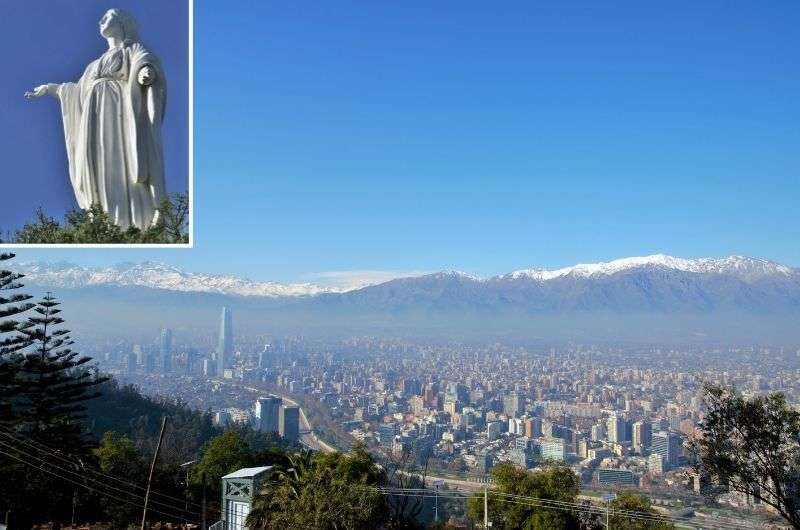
top-left (99, 8), bottom-right (138, 43)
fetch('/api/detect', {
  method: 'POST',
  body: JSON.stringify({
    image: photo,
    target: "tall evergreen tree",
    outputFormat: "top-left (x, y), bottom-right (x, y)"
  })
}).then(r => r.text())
top-left (14, 293), bottom-right (107, 456)
top-left (0, 253), bottom-right (34, 424)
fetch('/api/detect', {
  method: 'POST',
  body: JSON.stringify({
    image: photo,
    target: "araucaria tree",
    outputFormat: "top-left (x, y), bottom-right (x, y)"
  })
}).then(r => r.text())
top-left (0, 253), bottom-right (35, 423)
top-left (0, 257), bottom-right (106, 525)
top-left (14, 292), bottom-right (107, 455)
top-left (690, 384), bottom-right (800, 529)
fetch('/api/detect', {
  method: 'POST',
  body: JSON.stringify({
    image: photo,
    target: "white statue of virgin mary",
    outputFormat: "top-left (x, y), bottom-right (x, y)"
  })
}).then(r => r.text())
top-left (25, 8), bottom-right (167, 230)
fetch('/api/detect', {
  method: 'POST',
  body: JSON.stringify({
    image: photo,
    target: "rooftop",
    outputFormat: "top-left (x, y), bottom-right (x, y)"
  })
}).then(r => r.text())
top-left (222, 466), bottom-right (273, 479)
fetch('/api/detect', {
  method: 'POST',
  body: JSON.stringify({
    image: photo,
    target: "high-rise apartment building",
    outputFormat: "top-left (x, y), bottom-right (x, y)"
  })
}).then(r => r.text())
top-left (255, 395), bottom-right (282, 433)
top-left (279, 405), bottom-right (300, 441)
top-left (607, 414), bottom-right (626, 443)
top-left (632, 420), bottom-right (652, 452)
top-left (524, 417), bottom-right (543, 438)
top-left (651, 431), bottom-right (681, 469)
top-left (503, 392), bottom-right (523, 418)
top-left (539, 439), bottom-right (566, 462)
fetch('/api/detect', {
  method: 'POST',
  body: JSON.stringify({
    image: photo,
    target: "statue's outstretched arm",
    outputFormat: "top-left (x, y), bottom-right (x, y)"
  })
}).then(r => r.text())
top-left (24, 83), bottom-right (59, 99)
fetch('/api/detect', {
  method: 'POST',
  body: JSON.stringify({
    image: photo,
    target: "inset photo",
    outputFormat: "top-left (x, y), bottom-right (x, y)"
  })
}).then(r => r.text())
top-left (0, 0), bottom-right (192, 246)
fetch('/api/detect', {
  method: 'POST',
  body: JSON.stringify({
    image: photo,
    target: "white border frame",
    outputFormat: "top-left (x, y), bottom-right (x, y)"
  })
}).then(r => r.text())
top-left (0, 0), bottom-right (194, 249)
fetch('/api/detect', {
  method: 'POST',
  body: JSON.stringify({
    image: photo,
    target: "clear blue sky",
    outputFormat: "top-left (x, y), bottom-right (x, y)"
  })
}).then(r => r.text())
top-left (0, 0), bottom-right (189, 231)
top-left (10, 0), bottom-right (800, 284)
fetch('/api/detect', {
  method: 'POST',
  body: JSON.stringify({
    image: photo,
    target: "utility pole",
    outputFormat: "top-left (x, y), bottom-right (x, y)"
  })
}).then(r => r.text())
top-left (602, 492), bottom-right (616, 530)
top-left (434, 485), bottom-right (439, 523)
top-left (433, 478), bottom-right (443, 523)
top-left (201, 470), bottom-right (207, 530)
top-left (141, 416), bottom-right (168, 530)
top-left (180, 460), bottom-right (197, 524)
top-left (484, 483), bottom-right (488, 529)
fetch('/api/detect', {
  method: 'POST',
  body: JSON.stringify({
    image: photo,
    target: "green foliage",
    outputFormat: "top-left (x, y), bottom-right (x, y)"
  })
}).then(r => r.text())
top-left (690, 384), bottom-right (800, 529)
top-left (608, 492), bottom-right (674, 530)
top-left (193, 430), bottom-right (255, 489)
top-left (467, 462), bottom-right (581, 530)
top-left (247, 444), bottom-right (387, 530)
top-left (0, 253), bottom-right (35, 424)
top-left (12, 294), bottom-right (108, 456)
top-left (95, 432), bottom-right (147, 525)
top-left (0, 290), bottom-right (107, 528)
top-left (86, 378), bottom-right (218, 462)
top-left (7, 193), bottom-right (189, 244)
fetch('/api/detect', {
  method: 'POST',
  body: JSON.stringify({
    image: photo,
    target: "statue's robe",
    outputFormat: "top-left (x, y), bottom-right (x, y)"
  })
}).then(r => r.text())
top-left (56, 42), bottom-right (167, 230)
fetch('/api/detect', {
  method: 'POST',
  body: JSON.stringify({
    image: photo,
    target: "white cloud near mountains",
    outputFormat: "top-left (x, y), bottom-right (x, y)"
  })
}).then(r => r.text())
top-left (303, 269), bottom-right (431, 291)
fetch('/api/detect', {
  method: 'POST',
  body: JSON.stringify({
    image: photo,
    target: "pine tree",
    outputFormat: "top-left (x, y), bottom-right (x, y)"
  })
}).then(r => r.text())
top-left (0, 253), bottom-right (34, 424)
top-left (14, 292), bottom-right (107, 456)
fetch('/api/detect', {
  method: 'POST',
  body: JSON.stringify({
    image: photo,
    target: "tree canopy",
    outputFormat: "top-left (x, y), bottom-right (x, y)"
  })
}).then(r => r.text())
top-left (247, 443), bottom-right (387, 530)
top-left (5, 193), bottom-right (189, 244)
top-left (690, 384), bottom-right (800, 529)
top-left (467, 461), bottom-right (581, 530)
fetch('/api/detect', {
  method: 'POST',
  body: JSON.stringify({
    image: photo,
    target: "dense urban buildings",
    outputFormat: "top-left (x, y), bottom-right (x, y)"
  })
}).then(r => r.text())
top-left (85, 311), bottom-right (800, 524)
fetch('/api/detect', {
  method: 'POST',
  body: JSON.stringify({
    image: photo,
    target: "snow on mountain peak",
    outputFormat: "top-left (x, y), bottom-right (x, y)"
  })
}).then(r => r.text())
top-left (504, 254), bottom-right (794, 281)
top-left (17, 261), bottom-right (336, 298)
top-left (14, 255), bottom-right (796, 299)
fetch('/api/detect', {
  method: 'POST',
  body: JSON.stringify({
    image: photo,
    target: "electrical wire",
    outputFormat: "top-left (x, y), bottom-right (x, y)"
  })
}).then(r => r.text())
top-left (0, 447), bottom-right (194, 523)
top-left (0, 436), bottom-right (196, 520)
top-left (0, 424), bottom-right (208, 511)
top-left (373, 485), bottom-right (765, 530)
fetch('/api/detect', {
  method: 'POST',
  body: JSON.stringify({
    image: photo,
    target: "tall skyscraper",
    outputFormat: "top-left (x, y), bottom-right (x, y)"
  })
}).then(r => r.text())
top-left (159, 328), bottom-right (173, 373)
top-left (216, 307), bottom-right (233, 377)
top-left (255, 395), bottom-right (282, 433)
top-left (279, 405), bottom-right (300, 441)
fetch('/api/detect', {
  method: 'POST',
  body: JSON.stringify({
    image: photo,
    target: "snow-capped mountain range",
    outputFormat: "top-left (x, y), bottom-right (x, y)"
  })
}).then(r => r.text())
top-left (13, 255), bottom-right (800, 344)
top-left (17, 261), bottom-right (335, 297)
top-left (502, 254), bottom-right (795, 282)
top-left (16, 254), bottom-right (798, 298)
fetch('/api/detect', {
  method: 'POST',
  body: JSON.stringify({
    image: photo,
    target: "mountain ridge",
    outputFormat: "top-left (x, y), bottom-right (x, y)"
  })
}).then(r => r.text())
top-left (17, 254), bottom-right (798, 298)
top-left (12, 255), bottom-right (800, 344)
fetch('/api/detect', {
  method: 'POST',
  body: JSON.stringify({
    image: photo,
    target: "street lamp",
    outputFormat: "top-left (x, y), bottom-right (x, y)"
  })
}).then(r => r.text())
top-left (180, 460), bottom-right (197, 524)
top-left (433, 479), bottom-right (444, 523)
top-left (601, 492), bottom-right (617, 529)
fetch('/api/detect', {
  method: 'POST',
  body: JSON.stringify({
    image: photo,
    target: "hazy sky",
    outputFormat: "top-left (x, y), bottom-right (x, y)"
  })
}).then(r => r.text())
top-left (9, 1), bottom-right (800, 285)
top-left (0, 0), bottom-right (189, 229)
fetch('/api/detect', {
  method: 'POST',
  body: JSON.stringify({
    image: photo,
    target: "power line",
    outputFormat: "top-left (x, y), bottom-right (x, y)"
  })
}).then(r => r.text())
top-left (373, 485), bottom-right (764, 530)
top-left (0, 436), bottom-right (194, 520)
top-left (0, 447), bottom-right (193, 524)
top-left (0, 425), bottom-right (208, 511)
